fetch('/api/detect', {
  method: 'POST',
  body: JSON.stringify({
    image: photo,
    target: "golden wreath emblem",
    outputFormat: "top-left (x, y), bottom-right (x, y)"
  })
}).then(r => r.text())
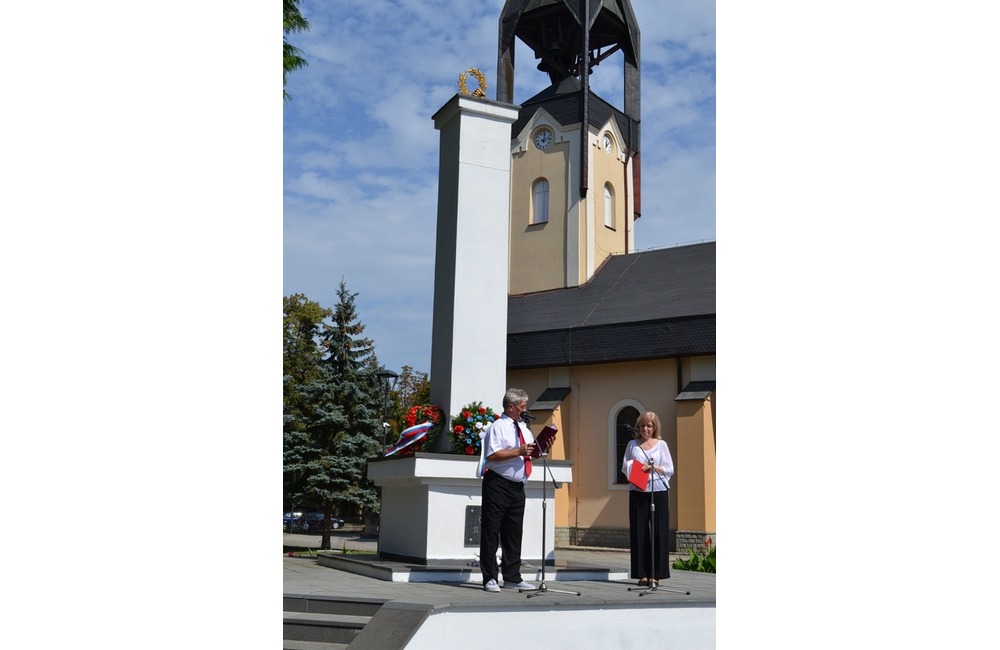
top-left (458, 68), bottom-right (487, 98)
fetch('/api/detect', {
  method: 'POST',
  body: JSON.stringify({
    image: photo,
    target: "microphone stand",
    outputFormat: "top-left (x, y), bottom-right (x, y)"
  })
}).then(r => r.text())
top-left (627, 438), bottom-right (690, 597)
top-left (520, 417), bottom-right (580, 598)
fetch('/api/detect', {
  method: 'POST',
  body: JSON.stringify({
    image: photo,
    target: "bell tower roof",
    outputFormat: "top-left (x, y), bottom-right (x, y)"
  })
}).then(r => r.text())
top-left (496, 0), bottom-right (640, 123)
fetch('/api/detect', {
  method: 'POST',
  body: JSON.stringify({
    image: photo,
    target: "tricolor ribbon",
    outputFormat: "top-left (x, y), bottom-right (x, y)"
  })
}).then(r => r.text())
top-left (384, 421), bottom-right (434, 457)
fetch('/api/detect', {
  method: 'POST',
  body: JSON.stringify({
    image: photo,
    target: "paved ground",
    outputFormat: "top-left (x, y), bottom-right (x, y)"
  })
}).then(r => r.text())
top-left (283, 530), bottom-right (716, 607)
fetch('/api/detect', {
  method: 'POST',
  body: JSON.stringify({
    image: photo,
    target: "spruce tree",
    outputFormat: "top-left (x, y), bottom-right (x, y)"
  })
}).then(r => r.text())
top-left (283, 281), bottom-right (385, 550)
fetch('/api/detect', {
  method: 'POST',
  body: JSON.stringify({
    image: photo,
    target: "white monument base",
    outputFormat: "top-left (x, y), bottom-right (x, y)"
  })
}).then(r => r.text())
top-left (367, 452), bottom-right (573, 564)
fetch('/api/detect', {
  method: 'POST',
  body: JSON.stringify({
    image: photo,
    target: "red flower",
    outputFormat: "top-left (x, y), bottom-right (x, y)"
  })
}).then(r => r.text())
top-left (396, 404), bottom-right (443, 455)
top-left (454, 425), bottom-right (465, 433)
top-left (465, 445), bottom-right (475, 454)
top-left (462, 410), bottom-right (471, 419)
top-left (478, 406), bottom-right (487, 414)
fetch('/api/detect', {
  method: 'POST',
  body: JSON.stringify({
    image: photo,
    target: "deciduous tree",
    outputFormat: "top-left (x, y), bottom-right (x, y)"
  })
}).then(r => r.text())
top-left (387, 365), bottom-right (430, 430)
top-left (283, 0), bottom-right (309, 100)
top-left (283, 293), bottom-right (330, 434)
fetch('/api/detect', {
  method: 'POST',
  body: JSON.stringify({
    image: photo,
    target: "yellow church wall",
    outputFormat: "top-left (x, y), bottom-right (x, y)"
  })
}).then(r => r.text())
top-left (509, 123), bottom-right (629, 295)
top-left (591, 131), bottom-right (628, 267)
top-left (508, 135), bottom-right (573, 295)
top-left (507, 358), bottom-right (683, 536)
top-left (676, 397), bottom-right (716, 532)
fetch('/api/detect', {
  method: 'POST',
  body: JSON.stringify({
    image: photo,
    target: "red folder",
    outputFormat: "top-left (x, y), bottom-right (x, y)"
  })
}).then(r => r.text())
top-left (628, 460), bottom-right (649, 491)
top-left (530, 425), bottom-right (558, 458)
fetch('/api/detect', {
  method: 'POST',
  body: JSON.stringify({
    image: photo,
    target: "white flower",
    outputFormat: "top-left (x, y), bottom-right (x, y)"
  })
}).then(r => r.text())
top-left (475, 421), bottom-right (484, 430)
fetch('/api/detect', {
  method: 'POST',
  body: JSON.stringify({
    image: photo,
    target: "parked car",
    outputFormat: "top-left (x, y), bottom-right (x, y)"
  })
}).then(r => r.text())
top-left (283, 511), bottom-right (303, 531)
top-left (298, 512), bottom-right (344, 533)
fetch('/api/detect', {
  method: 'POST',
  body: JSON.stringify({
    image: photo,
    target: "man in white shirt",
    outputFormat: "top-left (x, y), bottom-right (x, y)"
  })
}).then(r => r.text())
top-left (479, 388), bottom-right (536, 592)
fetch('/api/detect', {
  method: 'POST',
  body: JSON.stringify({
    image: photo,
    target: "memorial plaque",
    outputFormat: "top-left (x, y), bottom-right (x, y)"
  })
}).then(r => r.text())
top-left (464, 505), bottom-right (482, 546)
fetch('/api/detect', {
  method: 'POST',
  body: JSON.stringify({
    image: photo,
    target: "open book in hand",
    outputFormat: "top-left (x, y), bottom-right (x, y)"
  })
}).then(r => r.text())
top-left (530, 425), bottom-right (558, 458)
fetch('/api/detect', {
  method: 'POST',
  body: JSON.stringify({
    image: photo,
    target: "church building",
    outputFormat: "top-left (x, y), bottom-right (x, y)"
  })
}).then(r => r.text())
top-left (497, 0), bottom-right (716, 552)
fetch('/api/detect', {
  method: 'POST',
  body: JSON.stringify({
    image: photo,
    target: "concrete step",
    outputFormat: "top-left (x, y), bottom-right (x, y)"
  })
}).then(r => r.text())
top-left (283, 595), bottom-right (385, 647)
top-left (283, 640), bottom-right (349, 650)
top-left (283, 595), bottom-right (383, 617)
top-left (284, 611), bottom-right (369, 645)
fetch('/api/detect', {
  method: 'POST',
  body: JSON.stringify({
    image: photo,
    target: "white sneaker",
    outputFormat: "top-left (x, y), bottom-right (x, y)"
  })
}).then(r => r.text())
top-left (483, 579), bottom-right (500, 592)
top-left (503, 580), bottom-right (536, 590)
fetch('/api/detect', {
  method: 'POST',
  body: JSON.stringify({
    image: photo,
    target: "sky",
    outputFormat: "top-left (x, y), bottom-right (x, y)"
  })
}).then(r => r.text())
top-left (282, 0), bottom-right (716, 376)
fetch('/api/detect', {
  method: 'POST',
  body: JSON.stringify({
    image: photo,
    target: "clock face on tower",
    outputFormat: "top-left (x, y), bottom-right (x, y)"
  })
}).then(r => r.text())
top-left (603, 134), bottom-right (613, 153)
top-left (534, 129), bottom-right (553, 150)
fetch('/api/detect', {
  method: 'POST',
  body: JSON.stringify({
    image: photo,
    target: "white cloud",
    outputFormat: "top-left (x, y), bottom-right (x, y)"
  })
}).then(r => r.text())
top-left (284, 0), bottom-right (716, 373)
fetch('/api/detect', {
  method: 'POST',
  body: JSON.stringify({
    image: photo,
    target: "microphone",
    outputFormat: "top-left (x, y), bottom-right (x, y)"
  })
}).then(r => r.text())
top-left (520, 411), bottom-right (536, 423)
top-left (623, 424), bottom-right (638, 435)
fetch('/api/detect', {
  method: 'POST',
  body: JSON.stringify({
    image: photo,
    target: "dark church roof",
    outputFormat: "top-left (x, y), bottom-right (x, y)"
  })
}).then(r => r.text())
top-left (507, 241), bottom-right (715, 368)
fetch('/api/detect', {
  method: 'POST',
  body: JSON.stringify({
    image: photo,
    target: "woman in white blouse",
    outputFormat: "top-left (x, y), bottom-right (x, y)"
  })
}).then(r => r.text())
top-left (621, 411), bottom-right (675, 586)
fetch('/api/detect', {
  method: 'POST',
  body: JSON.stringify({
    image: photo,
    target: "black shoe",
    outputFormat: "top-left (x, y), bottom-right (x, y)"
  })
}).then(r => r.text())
top-left (637, 578), bottom-right (649, 587)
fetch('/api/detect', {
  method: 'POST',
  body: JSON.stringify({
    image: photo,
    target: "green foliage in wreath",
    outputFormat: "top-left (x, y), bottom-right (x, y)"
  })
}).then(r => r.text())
top-left (450, 401), bottom-right (498, 455)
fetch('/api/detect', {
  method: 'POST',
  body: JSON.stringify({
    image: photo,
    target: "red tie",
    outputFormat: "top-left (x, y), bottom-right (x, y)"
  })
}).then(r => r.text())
top-left (517, 426), bottom-right (532, 478)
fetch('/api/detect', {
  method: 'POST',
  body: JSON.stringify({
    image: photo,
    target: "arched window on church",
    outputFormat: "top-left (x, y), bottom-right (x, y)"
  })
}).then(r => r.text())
top-left (532, 178), bottom-right (549, 224)
top-left (613, 405), bottom-right (641, 484)
top-left (604, 183), bottom-right (615, 229)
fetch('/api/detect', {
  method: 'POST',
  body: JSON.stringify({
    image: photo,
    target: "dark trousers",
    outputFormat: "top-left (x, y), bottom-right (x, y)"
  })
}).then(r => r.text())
top-left (479, 471), bottom-right (526, 585)
top-left (629, 489), bottom-right (670, 580)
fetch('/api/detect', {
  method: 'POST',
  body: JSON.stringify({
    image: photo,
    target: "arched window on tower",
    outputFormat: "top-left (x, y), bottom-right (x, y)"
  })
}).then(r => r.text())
top-left (532, 178), bottom-right (549, 225)
top-left (604, 183), bottom-right (615, 229)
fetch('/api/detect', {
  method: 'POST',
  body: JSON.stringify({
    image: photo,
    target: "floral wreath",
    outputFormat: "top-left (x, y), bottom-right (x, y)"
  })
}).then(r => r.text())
top-left (450, 402), bottom-right (498, 455)
top-left (390, 403), bottom-right (444, 457)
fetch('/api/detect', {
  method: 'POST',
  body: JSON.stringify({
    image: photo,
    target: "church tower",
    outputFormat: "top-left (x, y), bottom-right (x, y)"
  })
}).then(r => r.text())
top-left (497, 0), bottom-right (642, 294)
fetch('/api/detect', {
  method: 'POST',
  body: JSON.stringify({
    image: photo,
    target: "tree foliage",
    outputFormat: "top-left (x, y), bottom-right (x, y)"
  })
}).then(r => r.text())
top-left (283, 282), bottom-right (386, 550)
top-left (283, 293), bottom-right (331, 433)
top-left (387, 365), bottom-right (431, 433)
top-left (283, 0), bottom-right (310, 101)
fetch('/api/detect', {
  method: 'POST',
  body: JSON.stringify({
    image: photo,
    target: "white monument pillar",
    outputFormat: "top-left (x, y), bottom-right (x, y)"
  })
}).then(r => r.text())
top-left (427, 95), bottom-right (520, 450)
top-left (367, 93), bottom-right (573, 566)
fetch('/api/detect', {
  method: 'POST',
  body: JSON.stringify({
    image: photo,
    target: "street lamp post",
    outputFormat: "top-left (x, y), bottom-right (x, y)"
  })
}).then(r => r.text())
top-left (373, 369), bottom-right (398, 556)
top-left (375, 369), bottom-right (399, 449)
